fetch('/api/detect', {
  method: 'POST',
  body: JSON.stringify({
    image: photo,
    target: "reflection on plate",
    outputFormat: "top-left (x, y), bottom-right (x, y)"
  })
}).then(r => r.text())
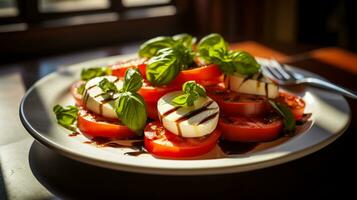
top-left (19, 55), bottom-right (351, 175)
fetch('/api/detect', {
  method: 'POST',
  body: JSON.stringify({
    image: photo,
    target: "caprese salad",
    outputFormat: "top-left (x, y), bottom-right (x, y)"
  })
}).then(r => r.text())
top-left (53, 33), bottom-right (307, 159)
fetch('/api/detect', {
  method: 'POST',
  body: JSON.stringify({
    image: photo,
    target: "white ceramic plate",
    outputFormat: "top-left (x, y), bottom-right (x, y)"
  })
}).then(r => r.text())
top-left (20, 54), bottom-right (351, 175)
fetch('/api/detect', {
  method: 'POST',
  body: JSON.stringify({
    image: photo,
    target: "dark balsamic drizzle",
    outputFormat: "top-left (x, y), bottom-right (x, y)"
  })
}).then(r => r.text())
top-left (68, 132), bottom-right (79, 137)
top-left (84, 137), bottom-right (148, 156)
top-left (264, 83), bottom-right (269, 98)
top-left (161, 106), bottom-right (181, 118)
top-left (224, 74), bottom-right (230, 89)
top-left (237, 74), bottom-right (254, 90)
top-left (176, 123), bottom-right (183, 136)
top-left (296, 113), bottom-right (312, 125)
top-left (256, 72), bottom-right (264, 81)
top-left (218, 139), bottom-right (258, 155)
top-left (98, 98), bottom-right (115, 116)
top-left (197, 112), bottom-right (219, 125)
top-left (175, 101), bottom-right (214, 123)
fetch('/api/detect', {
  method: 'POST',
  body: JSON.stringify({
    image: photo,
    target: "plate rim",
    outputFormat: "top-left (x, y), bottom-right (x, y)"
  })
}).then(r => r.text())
top-left (19, 55), bottom-right (352, 175)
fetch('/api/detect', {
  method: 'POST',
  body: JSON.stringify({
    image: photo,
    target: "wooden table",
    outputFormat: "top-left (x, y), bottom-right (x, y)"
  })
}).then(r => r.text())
top-left (0, 41), bottom-right (355, 199)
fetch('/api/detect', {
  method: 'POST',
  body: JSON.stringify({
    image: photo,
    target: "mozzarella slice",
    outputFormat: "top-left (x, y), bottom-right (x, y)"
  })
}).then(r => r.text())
top-left (226, 73), bottom-right (279, 98)
top-left (83, 75), bottom-right (123, 119)
top-left (158, 91), bottom-right (219, 138)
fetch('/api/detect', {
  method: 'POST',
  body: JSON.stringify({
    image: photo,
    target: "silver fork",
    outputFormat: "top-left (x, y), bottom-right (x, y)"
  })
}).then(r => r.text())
top-left (261, 60), bottom-right (357, 99)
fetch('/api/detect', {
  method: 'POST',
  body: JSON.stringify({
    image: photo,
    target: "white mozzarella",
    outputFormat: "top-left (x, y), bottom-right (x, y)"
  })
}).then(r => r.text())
top-left (227, 73), bottom-right (279, 98)
top-left (157, 91), bottom-right (219, 138)
top-left (83, 75), bottom-right (123, 119)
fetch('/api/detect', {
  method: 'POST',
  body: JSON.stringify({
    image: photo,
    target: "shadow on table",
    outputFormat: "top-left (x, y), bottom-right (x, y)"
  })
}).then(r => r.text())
top-left (28, 141), bottom-right (346, 199)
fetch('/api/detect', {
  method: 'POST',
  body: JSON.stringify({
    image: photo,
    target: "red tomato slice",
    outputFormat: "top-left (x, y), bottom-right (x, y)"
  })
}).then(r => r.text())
top-left (207, 86), bottom-right (270, 117)
top-left (111, 58), bottom-right (146, 78)
top-left (144, 122), bottom-right (221, 158)
top-left (278, 92), bottom-right (305, 120)
top-left (146, 101), bottom-right (159, 120)
top-left (70, 80), bottom-right (85, 107)
top-left (173, 64), bottom-right (223, 86)
top-left (77, 109), bottom-right (135, 139)
top-left (219, 116), bottom-right (283, 142)
top-left (138, 80), bottom-right (181, 103)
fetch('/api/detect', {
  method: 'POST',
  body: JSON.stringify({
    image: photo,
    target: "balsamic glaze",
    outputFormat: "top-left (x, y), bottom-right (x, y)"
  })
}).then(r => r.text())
top-left (175, 101), bottom-right (214, 123)
top-left (78, 113), bottom-right (312, 157)
top-left (197, 112), bottom-right (219, 125)
top-left (68, 132), bottom-right (79, 137)
top-left (84, 137), bottom-right (148, 156)
top-left (296, 113), bottom-right (312, 125)
top-left (218, 139), bottom-right (257, 155)
top-left (160, 106), bottom-right (181, 122)
top-left (264, 83), bottom-right (269, 97)
top-left (237, 74), bottom-right (254, 90)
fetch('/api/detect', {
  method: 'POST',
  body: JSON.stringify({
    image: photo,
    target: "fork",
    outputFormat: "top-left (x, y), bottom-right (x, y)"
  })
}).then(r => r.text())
top-left (261, 60), bottom-right (357, 99)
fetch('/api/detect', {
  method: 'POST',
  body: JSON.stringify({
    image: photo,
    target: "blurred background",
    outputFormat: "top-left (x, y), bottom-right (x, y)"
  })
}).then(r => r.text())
top-left (0, 0), bottom-right (356, 64)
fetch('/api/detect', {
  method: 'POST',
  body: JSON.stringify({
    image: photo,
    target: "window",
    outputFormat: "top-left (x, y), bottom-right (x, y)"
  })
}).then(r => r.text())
top-left (0, 0), bottom-right (187, 64)
top-left (0, 0), bottom-right (18, 17)
top-left (39, 0), bottom-right (110, 13)
top-left (122, 0), bottom-right (171, 7)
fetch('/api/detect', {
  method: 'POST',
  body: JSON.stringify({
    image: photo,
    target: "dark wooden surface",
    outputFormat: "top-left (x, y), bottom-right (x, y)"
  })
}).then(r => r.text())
top-left (1, 42), bottom-right (355, 199)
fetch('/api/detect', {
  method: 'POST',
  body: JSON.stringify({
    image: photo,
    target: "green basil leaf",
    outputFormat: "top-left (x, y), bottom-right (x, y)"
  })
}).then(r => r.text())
top-left (77, 83), bottom-right (85, 95)
top-left (122, 68), bottom-right (143, 92)
top-left (197, 33), bottom-right (228, 63)
top-left (269, 100), bottom-right (296, 133)
top-left (183, 81), bottom-right (207, 97)
top-left (138, 36), bottom-right (176, 58)
top-left (98, 78), bottom-right (118, 94)
top-left (146, 44), bottom-right (194, 86)
top-left (173, 33), bottom-right (196, 48)
top-left (172, 94), bottom-right (190, 106)
top-left (197, 33), bottom-right (260, 76)
top-left (172, 81), bottom-right (206, 106)
top-left (230, 51), bottom-right (260, 75)
top-left (80, 67), bottom-right (111, 81)
top-left (146, 48), bottom-right (181, 86)
top-left (115, 92), bottom-right (147, 134)
top-left (53, 105), bottom-right (78, 131)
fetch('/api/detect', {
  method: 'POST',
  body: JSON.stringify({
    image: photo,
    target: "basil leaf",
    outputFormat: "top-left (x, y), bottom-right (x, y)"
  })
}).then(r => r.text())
top-left (197, 33), bottom-right (260, 75)
top-left (183, 81), bottom-right (207, 97)
top-left (171, 94), bottom-right (190, 106)
top-left (81, 67), bottom-right (111, 81)
top-left (172, 81), bottom-right (206, 106)
top-left (122, 68), bottom-right (143, 93)
top-left (138, 36), bottom-right (176, 58)
top-left (146, 48), bottom-right (181, 86)
top-left (197, 33), bottom-right (228, 63)
top-left (77, 83), bottom-right (85, 95)
top-left (53, 105), bottom-right (78, 131)
top-left (98, 78), bottom-right (118, 93)
top-left (269, 100), bottom-right (296, 133)
top-left (173, 33), bottom-right (196, 49)
top-left (145, 43), bottom-right (195, 86)
top-left (229, 51), bottom-right (260, 75)
top-left (115, 92), bottom-right (147, 134)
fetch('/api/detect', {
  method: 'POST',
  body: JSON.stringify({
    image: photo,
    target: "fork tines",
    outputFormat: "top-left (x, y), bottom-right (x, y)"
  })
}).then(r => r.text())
top-left (261, 60), bottom-right (297, 81)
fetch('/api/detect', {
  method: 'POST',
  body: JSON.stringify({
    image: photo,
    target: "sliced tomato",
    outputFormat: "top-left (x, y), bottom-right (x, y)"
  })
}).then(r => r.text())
top-left (173, 64), bottom-right (223, 86)
top-left (278, 92), bottom-right (305, 120)
top-left (219, 116), bottom-right (283, 142)
top-left (77, 109), bottom-right (135, 139)
top-left (146, 101), bottom-right (159, 120)
top-left (144, 122), bottom-right (221, 158)
top-left (111, 58), bottom-right (146, 78)
top-left (70, 80), bottom-right (85, 107)
top-left (138, 80), bottom-right (181, 103)
top-left (207, 86), bottom-right (270, 117)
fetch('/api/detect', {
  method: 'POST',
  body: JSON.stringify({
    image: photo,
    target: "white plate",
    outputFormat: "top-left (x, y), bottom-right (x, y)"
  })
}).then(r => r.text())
top-left (19, 54), bottom-right (351, 175)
